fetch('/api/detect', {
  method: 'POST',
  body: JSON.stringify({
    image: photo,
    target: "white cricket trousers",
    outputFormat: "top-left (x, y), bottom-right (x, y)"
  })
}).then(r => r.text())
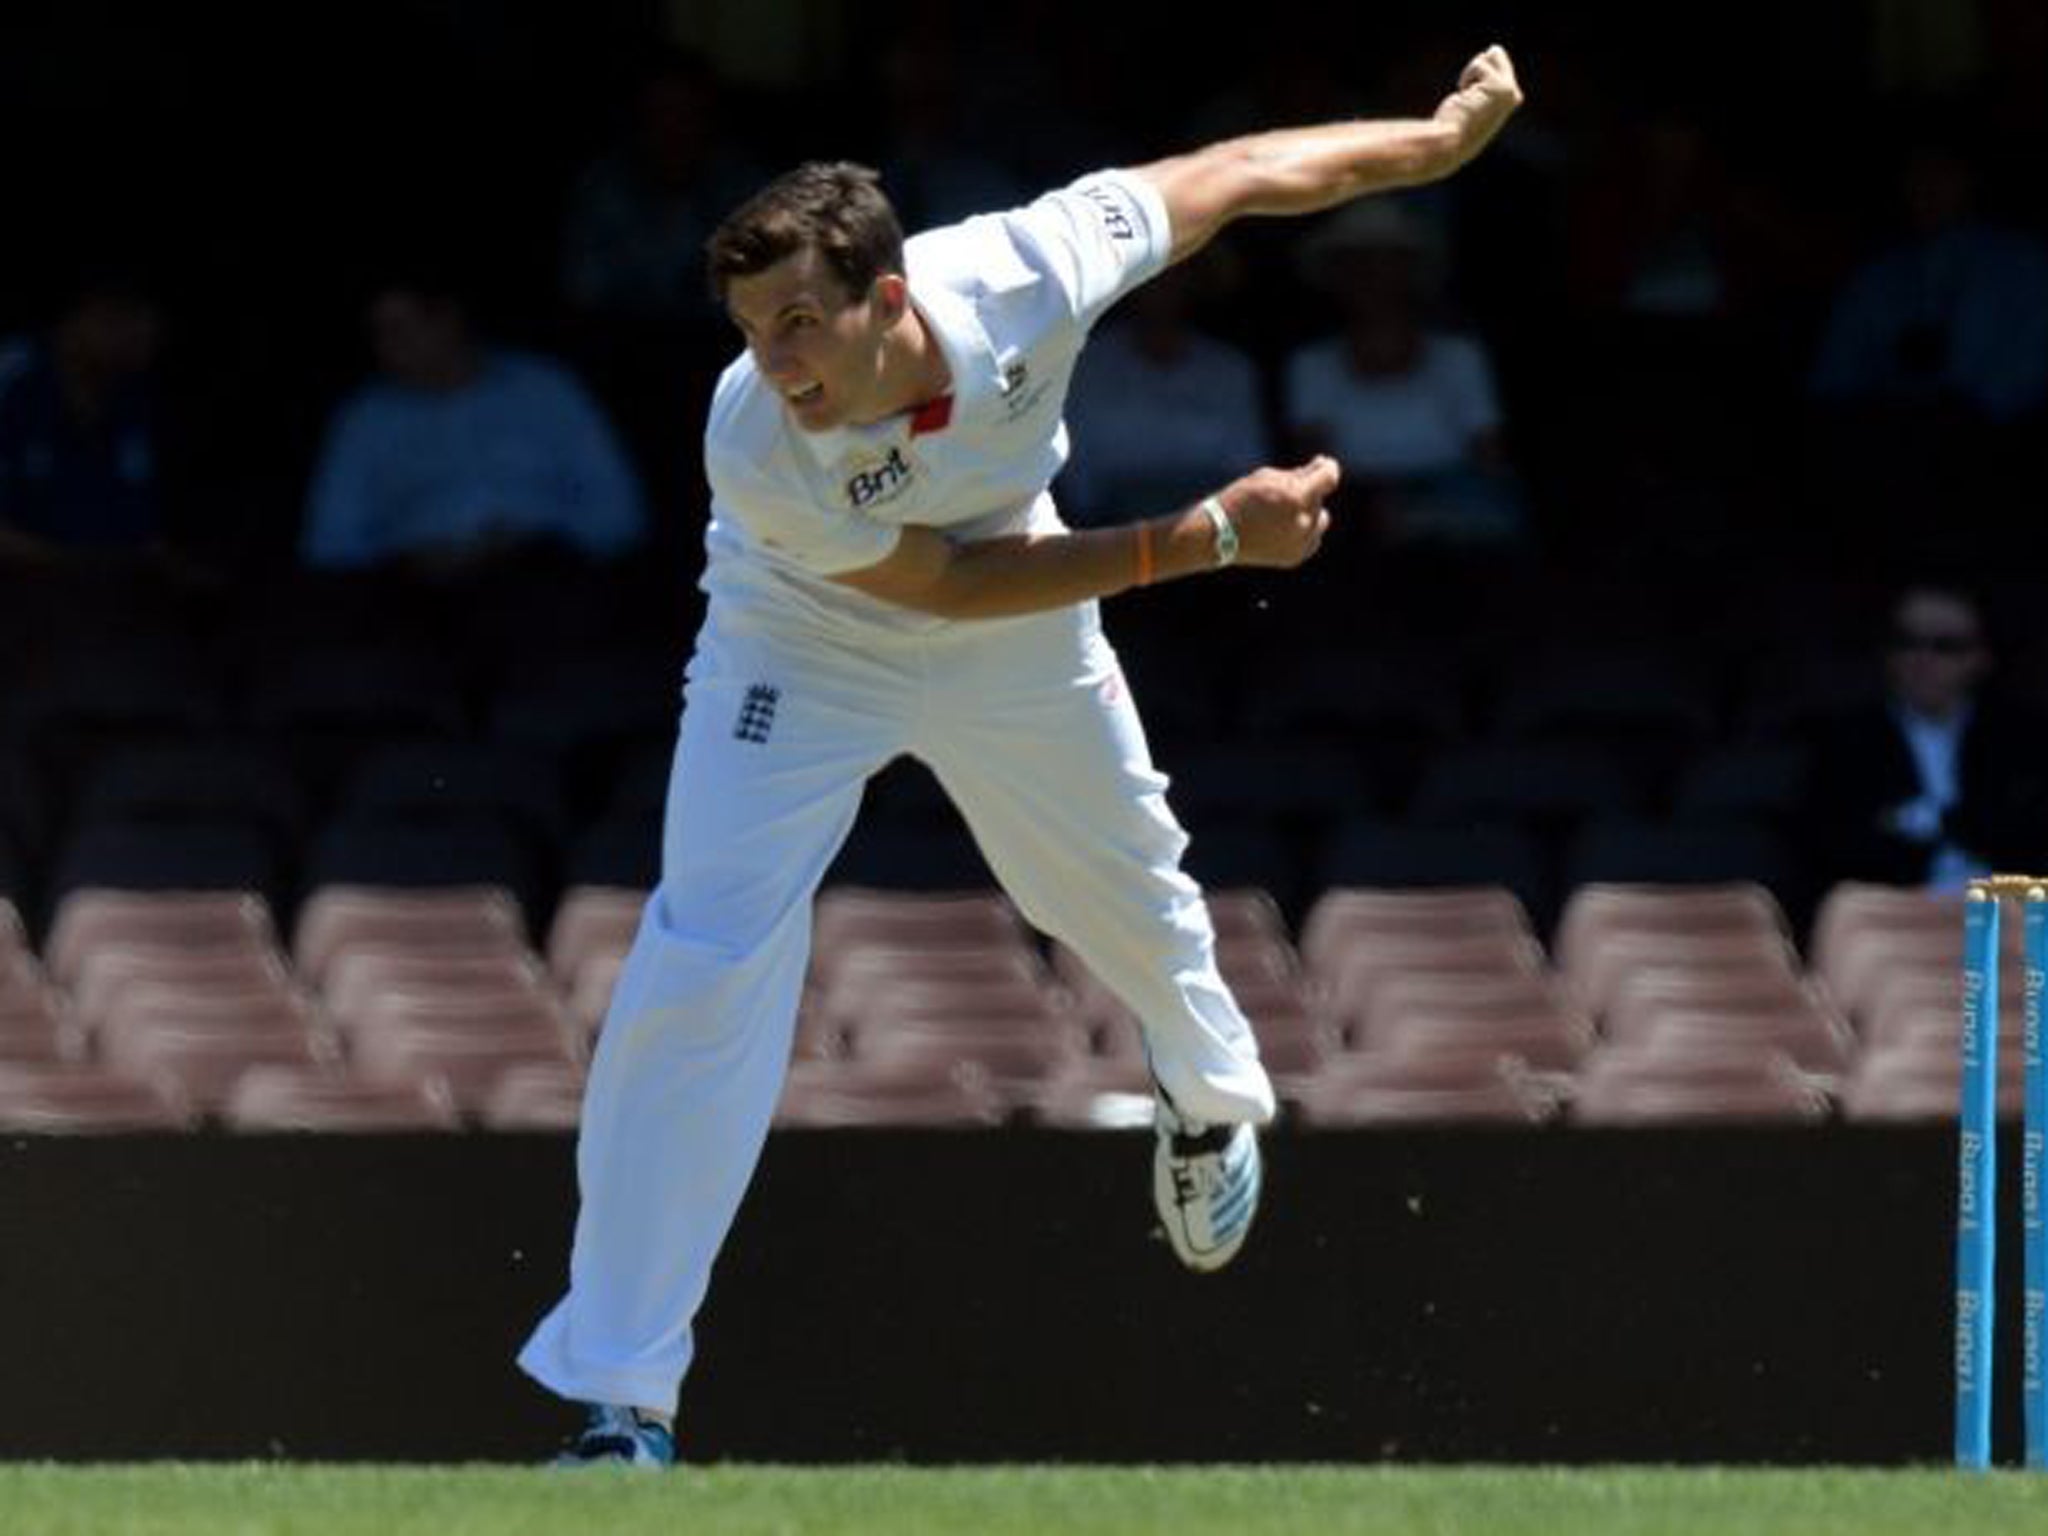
top-left (518, 599), bottom-right (1274, 1414)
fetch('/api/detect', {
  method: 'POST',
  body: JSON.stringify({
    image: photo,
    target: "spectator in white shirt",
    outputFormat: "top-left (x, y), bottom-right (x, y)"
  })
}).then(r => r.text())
top-left (1282, 197), bottom-right (1524, 546)
top-left (1060, 254), bottom-right (1270, 525)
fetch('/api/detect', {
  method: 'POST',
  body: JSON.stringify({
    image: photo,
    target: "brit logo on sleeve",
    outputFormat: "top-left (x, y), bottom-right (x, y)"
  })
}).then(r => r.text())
top-left (1079, 182), bottom-right (1139, 241)
top-left (734, 684), bottom-right (779, 745)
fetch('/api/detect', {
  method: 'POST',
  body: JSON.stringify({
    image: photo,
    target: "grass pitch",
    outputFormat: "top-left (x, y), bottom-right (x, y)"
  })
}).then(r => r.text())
top-left (6, 1464), bottom-right (2048, 1536)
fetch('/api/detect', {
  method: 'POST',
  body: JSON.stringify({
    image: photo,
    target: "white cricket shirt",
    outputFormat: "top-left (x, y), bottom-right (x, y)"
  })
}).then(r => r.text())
top-left (700, 169), bottom-right (1174, 637)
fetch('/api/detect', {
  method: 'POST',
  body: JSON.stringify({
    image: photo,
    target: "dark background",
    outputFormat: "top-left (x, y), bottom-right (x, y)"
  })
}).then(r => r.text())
top-left (0, 1126), bottom-right (1995, 1465)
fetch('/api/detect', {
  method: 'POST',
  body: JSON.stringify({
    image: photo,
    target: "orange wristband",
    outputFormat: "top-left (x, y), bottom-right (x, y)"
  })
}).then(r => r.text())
top-left (1134, 519), bottom-right (1155, 587)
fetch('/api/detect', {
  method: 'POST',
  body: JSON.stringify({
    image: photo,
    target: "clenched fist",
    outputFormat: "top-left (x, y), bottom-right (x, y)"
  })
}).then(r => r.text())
top-left (1434, 45), bottom-right (1524, 167)
top-left (1214, 456), bottom-right (1339, 569)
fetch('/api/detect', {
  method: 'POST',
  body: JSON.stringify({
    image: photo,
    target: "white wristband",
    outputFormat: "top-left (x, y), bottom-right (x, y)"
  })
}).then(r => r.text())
top-left (1199, 495), bottom-right (1239, 568)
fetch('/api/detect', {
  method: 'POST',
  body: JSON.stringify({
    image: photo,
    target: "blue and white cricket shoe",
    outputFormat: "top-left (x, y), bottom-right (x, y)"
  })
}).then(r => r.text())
top-left (1153, 1092), bottom-right (1262, 1272)
top-left (553, 1404), bottom-right (675, 1469)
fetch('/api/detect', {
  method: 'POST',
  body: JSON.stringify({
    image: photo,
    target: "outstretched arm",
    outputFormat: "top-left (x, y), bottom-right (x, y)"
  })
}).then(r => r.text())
top-left (1137, 45), bottom-right (1524, 263)
top-left (832, 458), bottom-right (1340, 622)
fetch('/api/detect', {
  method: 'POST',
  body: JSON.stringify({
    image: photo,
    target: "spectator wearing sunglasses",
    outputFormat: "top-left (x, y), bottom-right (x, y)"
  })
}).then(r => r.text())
top-left (1802, 584), bottom-right (2048, 892)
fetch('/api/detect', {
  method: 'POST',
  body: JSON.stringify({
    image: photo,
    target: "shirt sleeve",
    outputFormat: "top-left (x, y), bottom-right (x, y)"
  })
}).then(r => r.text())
top-left (1439, 335), bottom-right (1504, 442)
top-left (536, 369), bottom-right (647, 557)
top-left (300, 398), bottom-right (386, 569)
top-left (1000, 169), bottom-right (1174, 330)
top-left (706, 443), bottom-right (899, 577)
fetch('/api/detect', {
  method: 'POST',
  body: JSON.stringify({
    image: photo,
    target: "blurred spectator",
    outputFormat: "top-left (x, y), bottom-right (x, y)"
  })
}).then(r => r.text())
top-left (1060, 255), bottom-right (1270, 526)
top-left (0, 270), bottom-right (165, 562)
top-left (301, 274), bottom-right (646, 574)
top-left (559, 48), bottom-right (759, 330)
top-left (1801, 583), bottom-right (2048, 892)
top-left (1809, 133), bottom-right (2048, 426)
top-left (1280, 198), bottom-right (1525, 547)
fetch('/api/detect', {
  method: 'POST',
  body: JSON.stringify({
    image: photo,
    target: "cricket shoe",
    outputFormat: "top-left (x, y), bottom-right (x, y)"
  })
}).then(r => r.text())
top-left (1153, 1090), bottom-right (1261, 1272)
top-left (552, 1404), bottom-right (675, 1469)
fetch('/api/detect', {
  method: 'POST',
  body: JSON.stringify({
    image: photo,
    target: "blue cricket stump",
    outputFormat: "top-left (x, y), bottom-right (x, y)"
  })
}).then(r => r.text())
top-left (1954, 876), bottom-right (2048, 1469)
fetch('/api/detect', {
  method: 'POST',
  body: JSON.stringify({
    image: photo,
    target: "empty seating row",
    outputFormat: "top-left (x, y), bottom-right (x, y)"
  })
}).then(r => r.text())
top-left (0, 877), bottom-right (2001, 1134)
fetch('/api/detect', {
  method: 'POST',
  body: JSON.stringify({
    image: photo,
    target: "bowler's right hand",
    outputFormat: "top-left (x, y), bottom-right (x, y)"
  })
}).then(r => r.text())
top-left (1213, 456), bottom-right (1339, 569)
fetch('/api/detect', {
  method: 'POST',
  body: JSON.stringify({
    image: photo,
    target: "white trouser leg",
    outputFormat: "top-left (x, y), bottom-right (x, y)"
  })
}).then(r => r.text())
top-left (920, 606), bottom-right (1274, 1126)
top-left (519, 618), bottom-right (904, 1413)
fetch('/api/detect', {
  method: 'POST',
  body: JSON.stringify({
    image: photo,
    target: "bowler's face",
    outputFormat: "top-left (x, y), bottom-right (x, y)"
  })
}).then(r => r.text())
top-left (726, 250), bottom-right (890, 432)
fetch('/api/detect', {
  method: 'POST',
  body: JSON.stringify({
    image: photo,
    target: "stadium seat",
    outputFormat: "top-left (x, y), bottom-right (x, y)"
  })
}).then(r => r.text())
top-left (43, 889), bottom-right (281, 985)
top-left (1345, 971), bottom-right (1595, 1072)
top-left (1839, 1038), bottom-right (2021, 1122)
top-left (0, 1063), bottom-right (197, 1133)
top-left (478, 1061), bottom-right (588, 1131)
top-left (1298, 885), bottom-right (1535, 980)
top-left (812, 888), bottom-right (1030, 961)
top-left (67, 946), bottom-right (302, 1033)
top-left (320, 949), bottom-right (554, 1028)
top-left (0, 951), bottom-right (74, 1063)
top-left (1316, 821), bottom-right (1555, 935)
top-left (1568, 1045), bottom-right (1830, 1126)
top-left (772, 1056), bottom-right (1007, 1128)
top-left (1560, 926), bottom-right (1802, 1024)
top-left (95, 988), bottom-right (334, 1114)
top-left (221, 1065), bottom-right (461, 1132)
top-left (1290, 1048), bottom-right (1555, 1127)
top-left (546, 886), bottom-right (648, 984)
top-left (292, 885), bottom-right (531, 988)
top-left (335, 986), bottom-right (585, 1112)
top-left (1600, 968), bottom-right (1853, 1075)
top-left (1553, 882), bottom-right (1789, 980)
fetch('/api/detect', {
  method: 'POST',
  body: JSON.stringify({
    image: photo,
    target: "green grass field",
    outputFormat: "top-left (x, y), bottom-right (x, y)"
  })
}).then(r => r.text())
top-left (7, 1465), bottom-right (2048, 1536)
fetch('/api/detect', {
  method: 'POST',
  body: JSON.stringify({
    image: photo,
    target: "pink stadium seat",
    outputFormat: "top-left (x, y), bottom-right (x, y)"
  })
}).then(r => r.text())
top-left (95, 987), bottom-right (334, 1113)
top-left (1298, 885), bottom-right (1534, 981)
top-left (67, 946), bottom-right (301, 1031)
top-left (1291, 1049), bottom-right (1555, 1127)
top-left (293, 885), bottom-right (529, 988)
top-left (0, 1064), bottom-right (196, 1132)
top-left (772, 1056), bottom-right (1007, 1128)
top-left (0, 952), bottom-right (76, 1064)
top-left (321, 949), bottom-right (553, 1026)
top-left (568, 951), bottom-right (627, 1032)
top-left (336, 986), bottom-right (585, 1112)
top-left (222, 1065), bottom-right (461, 1132)
top-left (1552, 881), bottom-right (1789, 981)
top-left (1562, 927), bottom-right (1801, 1023)
top-left (1314, 932), bottom-right (1548, 1041)
top-left (811, 888), bottom-right (1029, 963)
top-left (1809, 881), bottom-right (1968, 981)
top-left (43, 888), bottom-right (280, 985)
top-left (1602, 969), bottom-right (1854, 1074)
top-left (1840, 1038), bottom-right (2021, 1122)
top-left (1568, 1045), bottom-right (1830, 1126)
top-left (546, 885), bottom-right (647, 984)
top-left (479, 1061), bottom-right (587, 1131)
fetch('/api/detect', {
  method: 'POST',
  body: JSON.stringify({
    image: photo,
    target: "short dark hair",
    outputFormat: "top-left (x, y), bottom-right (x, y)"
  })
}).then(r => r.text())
top-left (706, 162), bottom-right (904, 304)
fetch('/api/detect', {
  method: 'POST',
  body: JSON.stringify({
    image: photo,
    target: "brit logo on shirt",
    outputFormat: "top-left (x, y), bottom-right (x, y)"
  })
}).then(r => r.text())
top-left (844, 446), bottom-right (916, 510)
top-left (734, 684), bottom-right (779, 745)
